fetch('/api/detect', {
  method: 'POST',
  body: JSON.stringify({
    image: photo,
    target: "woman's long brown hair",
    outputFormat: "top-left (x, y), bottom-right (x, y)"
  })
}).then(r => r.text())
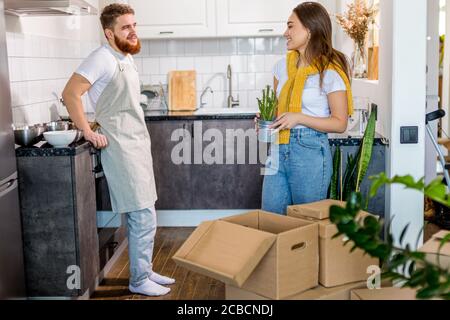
top-left (293, 2), bottom-right (351, 86)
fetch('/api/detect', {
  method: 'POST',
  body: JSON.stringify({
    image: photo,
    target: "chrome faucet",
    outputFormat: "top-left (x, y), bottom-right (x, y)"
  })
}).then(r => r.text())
top-left (200, 86), bottom-right (213, 108)
top-left (227, 64), bottom-right (239, 108)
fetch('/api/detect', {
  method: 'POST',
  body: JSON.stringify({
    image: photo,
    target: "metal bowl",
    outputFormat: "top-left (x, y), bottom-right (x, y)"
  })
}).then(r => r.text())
top-left (13, 125), bottom-right (42, 147)
top-left (33, 123), bottom-right (46, 137)
top-left (68, 122), bottom-right (84, 142)
top-left (45, 121), bottom-right (70, 131)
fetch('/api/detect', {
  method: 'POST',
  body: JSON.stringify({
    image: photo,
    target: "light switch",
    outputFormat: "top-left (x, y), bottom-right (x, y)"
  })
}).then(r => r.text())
top-left (400, 126), bottom-right (418, 144)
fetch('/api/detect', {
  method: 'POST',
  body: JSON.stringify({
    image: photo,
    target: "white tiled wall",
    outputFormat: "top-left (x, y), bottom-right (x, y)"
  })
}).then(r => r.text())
top-left (6, 32), bottom-right (99, 125)
top-left (134, 37), bottom-right (287, 109)
top-left (6, 29), bottom-right (286, 124)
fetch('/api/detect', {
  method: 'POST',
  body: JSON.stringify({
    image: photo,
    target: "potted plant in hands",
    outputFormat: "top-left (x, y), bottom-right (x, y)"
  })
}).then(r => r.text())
top-left (256, 85), bottom-right (277, 143)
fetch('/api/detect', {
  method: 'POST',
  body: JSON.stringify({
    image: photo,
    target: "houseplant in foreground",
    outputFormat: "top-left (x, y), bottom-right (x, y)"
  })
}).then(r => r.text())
top-left (256, 85), bottom-right (277, 143)
top-left (329, 174), bottom-right (450, 299)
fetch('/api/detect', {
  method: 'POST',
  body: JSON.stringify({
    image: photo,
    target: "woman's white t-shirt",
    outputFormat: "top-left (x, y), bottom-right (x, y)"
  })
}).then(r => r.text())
top-left (75, 44), bottom-right (137, 110)
top-left (272, 58), bottom-right (346, 129)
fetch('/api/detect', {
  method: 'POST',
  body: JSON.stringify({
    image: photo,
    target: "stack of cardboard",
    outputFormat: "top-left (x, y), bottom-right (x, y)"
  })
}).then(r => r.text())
top-left (172, 201), bottom-right (448, 300)
top-left (287, 200), bottom-right (379, 288)
top-left (226, 281), bottom-right (368, 300)
top-left (173, 211), bottom-right (319, 300)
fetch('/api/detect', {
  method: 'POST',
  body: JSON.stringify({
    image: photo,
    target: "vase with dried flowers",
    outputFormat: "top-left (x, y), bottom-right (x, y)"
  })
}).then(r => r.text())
top-left (336, 0), bottom-right (376, 79)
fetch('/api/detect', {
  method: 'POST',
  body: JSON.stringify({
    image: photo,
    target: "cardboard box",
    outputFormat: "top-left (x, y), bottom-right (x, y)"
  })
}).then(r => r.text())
top-left (172, 210), bottom-right (319, 300)
top-left (351, 287), bottom-right (418, 300)
top-left (288, 199), bottom-right (379, 288)
top-left (226, 281), bottom-right (368, 300)
top-left (419, 230), bottom-right (450, 270)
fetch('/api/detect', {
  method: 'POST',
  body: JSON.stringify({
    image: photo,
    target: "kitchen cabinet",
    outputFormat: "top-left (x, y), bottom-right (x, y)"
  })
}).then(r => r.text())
top-left (216, 0), bottom-right (302, 37)
top-left (129, 0), bottom-right (216, 39)
top-left (216, 0), bottom-right (335, 37)
top-left (190, 119), bottom-right (264, 209)
top-left (128, 0), bottom-right (335, 39)
top-left (146, 116), bottom-right (387, 216)
top-left (147, 118), bottom-right (264, 209)
top-left (16, 143), bottom-right (99, 298)
top-left (147, 120), bottom-right (193, 209)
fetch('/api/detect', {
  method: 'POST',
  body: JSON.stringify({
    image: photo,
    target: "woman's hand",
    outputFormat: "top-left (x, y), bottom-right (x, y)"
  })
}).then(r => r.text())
top-left (270, 112), bottom-right (302, 130)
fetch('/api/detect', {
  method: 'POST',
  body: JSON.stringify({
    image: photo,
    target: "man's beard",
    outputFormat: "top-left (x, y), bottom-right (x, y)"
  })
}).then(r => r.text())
top-left (114, 34), bottom-right (141, 55)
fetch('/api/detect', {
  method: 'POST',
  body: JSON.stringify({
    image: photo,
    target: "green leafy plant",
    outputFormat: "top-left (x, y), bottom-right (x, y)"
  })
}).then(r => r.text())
top-left (330, 105), bottom-right (377, 205)
top-left (257, 85), bottom-right (277, 121)
top-left (330, 145), bottom-right (341, 200)
top-left (329, 175), bottom-right (450, 300)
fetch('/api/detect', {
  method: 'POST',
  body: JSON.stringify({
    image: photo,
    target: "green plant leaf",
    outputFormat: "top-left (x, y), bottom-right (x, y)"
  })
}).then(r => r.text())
top-left (369, 172), bottom-right (389, 197)
top-left (355, 106), bottom-right (377, 191)
top-left (416, 285), bottom-right (441, 300)
top-left (399, 224), bottom-right (410, 247)
top-left (257, 86), bottom-right (277, 121)
top-left (330, 146), bottom-right (341, 200)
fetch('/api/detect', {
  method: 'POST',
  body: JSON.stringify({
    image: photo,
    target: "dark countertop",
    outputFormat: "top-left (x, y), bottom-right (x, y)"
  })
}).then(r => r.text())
top-left (144, 110), bottom-right (257, 121)
top-left (15, 117), bottom-right (387, 157)
top-left (145, 110), bottom-right (388, 146)
top-left (328, 133), bottom-right (388, 146)
top-left (15, 139), bottom-right (92, 157)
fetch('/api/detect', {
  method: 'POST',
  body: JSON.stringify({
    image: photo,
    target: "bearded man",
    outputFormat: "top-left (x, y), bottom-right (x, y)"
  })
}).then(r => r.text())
top-left (62, 3), bottom-right (174, 297)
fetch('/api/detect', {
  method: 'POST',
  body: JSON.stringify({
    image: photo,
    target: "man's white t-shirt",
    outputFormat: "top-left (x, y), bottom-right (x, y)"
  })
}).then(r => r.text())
top-left (75, 44), bottom-right (137, 110)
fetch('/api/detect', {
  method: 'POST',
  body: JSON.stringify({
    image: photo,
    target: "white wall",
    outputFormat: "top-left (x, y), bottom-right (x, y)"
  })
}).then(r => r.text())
top-left (5, 1), bottom-right (101, 125)
top-left (426, 0), bottom-right (440, 184)
top-left (334, 0), bottom-right (427, 248)
top-left (334, 0), bottom-right (391, 139)
top-left (134, 37), bottom-right (286, 109)
top-left (387, 0), bottom-right (427, 248)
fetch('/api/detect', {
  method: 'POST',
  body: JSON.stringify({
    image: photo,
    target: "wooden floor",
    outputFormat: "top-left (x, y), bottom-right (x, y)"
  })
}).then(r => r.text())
top-left (90, 227), bottom-right (225, 300)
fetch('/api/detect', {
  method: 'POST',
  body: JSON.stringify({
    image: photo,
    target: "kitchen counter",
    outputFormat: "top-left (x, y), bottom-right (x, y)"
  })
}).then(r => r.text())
top-left (328, 133), bottom-right (388, 146)
top-left (144, 109), bottom-right (257, 121)
top-left (144, 110), bottom-right (388, 146)
top-left (14, 130), bottom-right (388, 159)
top-left (15, 139), bottom-right (92, 157)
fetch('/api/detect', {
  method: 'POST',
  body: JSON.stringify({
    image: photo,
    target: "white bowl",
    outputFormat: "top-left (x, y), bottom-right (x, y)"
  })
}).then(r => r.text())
top-left (43, 130), bottom-right (77, 148)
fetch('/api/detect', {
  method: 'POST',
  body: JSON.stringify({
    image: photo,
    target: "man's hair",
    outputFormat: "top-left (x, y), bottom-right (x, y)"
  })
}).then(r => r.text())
top-left (100, 3), bottom-right (134, 30)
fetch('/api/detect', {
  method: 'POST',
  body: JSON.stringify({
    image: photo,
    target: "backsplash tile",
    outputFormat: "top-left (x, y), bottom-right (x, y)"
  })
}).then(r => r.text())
top-left (7, 34), bottom-right (286, 123)
top-left (201, 39), bottom-right (220, 56)
top-left (237, 38), bottom-right (255, 55)
top-left (137, 36), bottom-right (285, 108)
top-left (7, 32), bottom-right (99, 124)
top-left (184, 39), bottom-right (203, 56)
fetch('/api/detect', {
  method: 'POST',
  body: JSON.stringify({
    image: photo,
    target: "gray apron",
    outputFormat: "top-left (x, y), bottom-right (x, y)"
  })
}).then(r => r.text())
top-left (95, 54), bottom-right (157, 214)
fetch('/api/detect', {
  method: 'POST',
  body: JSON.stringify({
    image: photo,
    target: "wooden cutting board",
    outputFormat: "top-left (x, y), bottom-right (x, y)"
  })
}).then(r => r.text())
top-left (168, 70), bottom-right (197, 111)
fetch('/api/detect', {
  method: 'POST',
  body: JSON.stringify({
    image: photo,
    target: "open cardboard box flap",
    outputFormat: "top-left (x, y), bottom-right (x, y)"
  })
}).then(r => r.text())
top-left (288, 200), bottom-right (373, 238)
top-left (289, 199), bottom-right (346, 220)
top-left (420, 230), bottom-right (450, 256)
top-left (172, 219), bottom-right (277, 287)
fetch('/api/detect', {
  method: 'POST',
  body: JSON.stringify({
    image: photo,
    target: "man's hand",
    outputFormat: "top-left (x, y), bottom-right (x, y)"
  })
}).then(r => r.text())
top-left (270, 112), bottom-right (302, 130)
top-left (84, 130), bottom-right (108, 149)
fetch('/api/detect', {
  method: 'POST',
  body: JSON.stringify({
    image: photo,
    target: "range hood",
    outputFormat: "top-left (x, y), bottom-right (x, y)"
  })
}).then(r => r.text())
top-left (5, 0), bottom-right (98, 16)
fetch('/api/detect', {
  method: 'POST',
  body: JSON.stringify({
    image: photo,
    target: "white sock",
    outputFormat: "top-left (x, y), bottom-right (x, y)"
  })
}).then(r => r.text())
top-left (149, 271), bottom-right (176, 285)
top-left (129, 279), bottom-right (170, 296)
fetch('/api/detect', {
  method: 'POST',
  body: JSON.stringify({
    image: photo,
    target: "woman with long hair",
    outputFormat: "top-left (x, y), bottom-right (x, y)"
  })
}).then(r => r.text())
top-left (261, 2), bottom-right (353, 214)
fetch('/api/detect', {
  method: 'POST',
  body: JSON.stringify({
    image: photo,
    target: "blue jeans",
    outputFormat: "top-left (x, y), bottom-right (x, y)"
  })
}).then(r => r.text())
top-left (262, 128), bottom-right (333, 215)
top-left (126, 207), bottom-right (157, 287)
